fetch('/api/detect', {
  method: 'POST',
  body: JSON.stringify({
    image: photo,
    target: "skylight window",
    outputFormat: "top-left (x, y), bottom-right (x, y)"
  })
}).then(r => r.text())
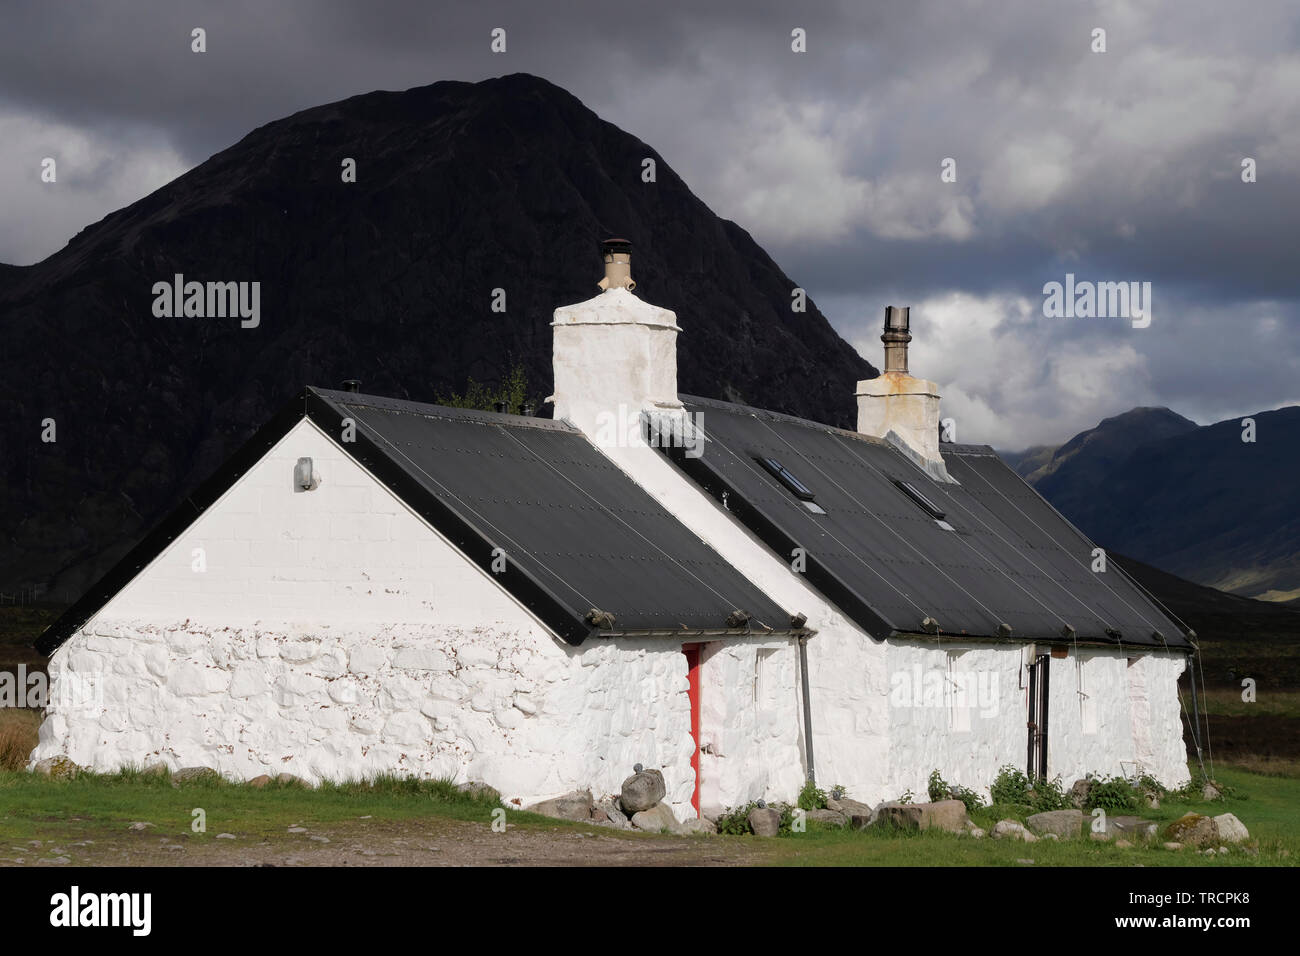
top-left (893, 479), bottom-right (946, 520)
top-left (755, 456), bottom-right (817, 502)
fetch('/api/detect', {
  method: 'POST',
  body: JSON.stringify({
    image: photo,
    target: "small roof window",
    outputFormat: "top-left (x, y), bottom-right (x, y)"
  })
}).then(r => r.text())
top-left (755, 456), bottom-right (817, 502)
top-left (893, 479), bottom-right (946, 520)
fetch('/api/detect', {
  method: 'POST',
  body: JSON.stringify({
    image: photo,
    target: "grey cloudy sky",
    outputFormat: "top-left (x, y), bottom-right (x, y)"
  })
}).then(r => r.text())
top-left (2, 0), bottom-right (1297, 449)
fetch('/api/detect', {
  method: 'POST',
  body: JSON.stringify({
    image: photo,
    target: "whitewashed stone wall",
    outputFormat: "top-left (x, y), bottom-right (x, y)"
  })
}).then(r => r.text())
top-left (31, 418), bottom-right (811, 817)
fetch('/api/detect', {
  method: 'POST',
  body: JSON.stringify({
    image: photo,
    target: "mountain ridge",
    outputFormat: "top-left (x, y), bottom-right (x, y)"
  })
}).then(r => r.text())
top-left (0, 73), bottom-right (876, 596)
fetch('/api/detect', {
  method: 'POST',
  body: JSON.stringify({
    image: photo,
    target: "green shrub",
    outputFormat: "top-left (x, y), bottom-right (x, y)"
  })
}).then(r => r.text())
top-left (990, 765), bottom-right (1032, 805)
top-left (797, 779), bottom-right (828, 811)
top-left (1086, 774), bottom-right (1138, 811)
top-left (927, 769), bottom-right (984, 812)
top-left (1028, 775), bottom-right (1069, 811)
top-left (714, 801), bottom-right (797, 835)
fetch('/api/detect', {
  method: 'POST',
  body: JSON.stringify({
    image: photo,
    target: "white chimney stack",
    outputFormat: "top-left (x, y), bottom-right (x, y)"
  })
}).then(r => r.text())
top-left (548, 239), bottom-right (683, 438)
top-left (856, 306), bottom-right (951, 480)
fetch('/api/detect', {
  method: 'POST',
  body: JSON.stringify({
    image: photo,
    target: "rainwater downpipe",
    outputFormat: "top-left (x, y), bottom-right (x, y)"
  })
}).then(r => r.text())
top-left (797, 632), bottom-right (816, 785)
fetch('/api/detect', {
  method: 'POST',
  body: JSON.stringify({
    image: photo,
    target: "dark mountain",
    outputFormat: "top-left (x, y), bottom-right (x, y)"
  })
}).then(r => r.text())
top-left (1005, 405), bottom-right (1300, 602)
top-left (999, 443), bottom-right (1056, 478)
top-left (0, 73), bottom-right (875, 598)
top-left (1026, 407), bottom-right (1197, 505)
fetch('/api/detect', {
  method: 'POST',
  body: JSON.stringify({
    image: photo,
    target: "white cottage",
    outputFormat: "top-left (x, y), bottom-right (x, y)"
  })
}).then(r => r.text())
top-left (33, 239), bottom-right (1192, 819)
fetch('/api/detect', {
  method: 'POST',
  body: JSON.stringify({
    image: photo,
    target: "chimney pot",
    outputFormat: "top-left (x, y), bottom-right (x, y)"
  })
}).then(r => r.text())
top-left (341, 379), bottom-right (361, 393)
top-left (598, 237), bottom-right (636, 292)
top-left (881, 306), bottom-right (911, 374)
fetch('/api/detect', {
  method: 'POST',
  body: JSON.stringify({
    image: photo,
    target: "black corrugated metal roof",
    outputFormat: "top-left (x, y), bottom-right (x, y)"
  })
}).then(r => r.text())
top-left (664, 395), bottom-right (1190, 648)
top-left (36, 388), bottom-right (797, 654)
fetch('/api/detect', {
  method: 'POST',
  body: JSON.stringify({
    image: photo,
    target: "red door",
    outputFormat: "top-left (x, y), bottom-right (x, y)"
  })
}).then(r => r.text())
top-left (682, 644), bottom-right (702, 816)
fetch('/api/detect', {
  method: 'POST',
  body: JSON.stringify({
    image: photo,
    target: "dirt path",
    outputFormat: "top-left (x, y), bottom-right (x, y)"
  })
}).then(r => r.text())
top-left (3, 817), bottom-right (767, 867)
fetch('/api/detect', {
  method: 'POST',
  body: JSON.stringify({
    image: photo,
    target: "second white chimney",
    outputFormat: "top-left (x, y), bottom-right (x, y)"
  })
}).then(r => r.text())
top-left (856, 306), bottom-right (952, 481)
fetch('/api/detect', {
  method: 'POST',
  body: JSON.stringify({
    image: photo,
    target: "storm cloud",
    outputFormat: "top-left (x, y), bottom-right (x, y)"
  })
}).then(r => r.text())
top-left (2, 0), bottom-right (1296, 447)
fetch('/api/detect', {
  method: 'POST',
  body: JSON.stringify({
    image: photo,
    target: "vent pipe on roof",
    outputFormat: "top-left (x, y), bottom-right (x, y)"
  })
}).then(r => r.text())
top-left (597, 238), bottom-right (636, 292)
top-left (882, 306), bottom-right (911, 374)
top-left (341, 379), bottom-right (361, 393)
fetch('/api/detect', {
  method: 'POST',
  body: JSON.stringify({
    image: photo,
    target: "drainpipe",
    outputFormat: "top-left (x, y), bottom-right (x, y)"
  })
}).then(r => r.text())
top-left (798, 633), bottom-right (816, 785)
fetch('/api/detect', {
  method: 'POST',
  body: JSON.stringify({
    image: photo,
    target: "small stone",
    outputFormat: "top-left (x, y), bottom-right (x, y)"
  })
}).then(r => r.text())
top-left (1217, 846), bottom-right (1228, 854)
top-left (287, 826), bottom-right (308, 834)
top-left (128, 822), bottom-right (155, 831)
top-left (216, 833), bottom-right (236, 840)
top-left (1115, 839), bottom-right (1133, 848)
top-left (1162, 842), bottom-right (1183, 850)
top-left (276, 773), bottom-right (307, 786)
top-left (309, 835), bottom-right (330, 844)
top-left (247, 775), bottom-right (272, 788)
top-left (1202, 783), bottom-right (1222, 801)
top-left (1016, 858), bottom-right (1035, 865)
top-left (969, 827), bottom-right (986, 839)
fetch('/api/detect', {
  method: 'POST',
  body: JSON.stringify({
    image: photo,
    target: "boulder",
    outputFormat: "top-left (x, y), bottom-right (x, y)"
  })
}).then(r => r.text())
top-left (748, 807), bottom-right (782, 837)
top-left (825, 796), bottom-right (872, 819)
top-left (681, 817), bottom-right (718, 835)
top-left (141, 762), bottom-right (169, 777)
top-left (247, 775), bottom-right (272, 788)
top-left (991, 819), bottom-right (1038, 842)
top-left (525, 789), bottom-right (596, 823)
top-left (276, 773), bottom-right (308, 786)
top-left (1106, 816), bottom-right (1158, 841)
top-left (870, 800), bottom-right (968, 833)
top-left (1202, 782), bottom-right (1222, 801)
top-left (1212, 813), bottom-right (1250, 844)
top-left (171, 767), bottom-right (221, 785)
top-left (631, 802), bottom-right (684, 834)
top-left (1165, 813), bottom-right (1217, 847)
top-left (593, 800), bottom-right (632, 830)
top-left (1068, 778), bottom-right (1092, 809)
top-left (805, 808), bottom-right (848, 828)
top-left (1026, 809), bottom-right (1083, 839)
top-left (456, 781), bottom-right (501, 802)
top-left (619, 769), bottom-right (667, 814)
top-left (33, 756), bottom-right (81, 779)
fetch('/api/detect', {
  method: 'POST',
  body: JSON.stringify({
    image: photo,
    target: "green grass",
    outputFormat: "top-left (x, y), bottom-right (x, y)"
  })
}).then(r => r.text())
top-left (0, 769), bottom-right (517, 846)
top-left (762, 763), bottom-right (1299, 867)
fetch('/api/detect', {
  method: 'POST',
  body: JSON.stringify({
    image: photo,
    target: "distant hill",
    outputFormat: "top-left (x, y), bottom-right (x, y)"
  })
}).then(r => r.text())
top-left (1002, 405), bottom-right (1300, 602)
top-left (0, 73), bottom-right (875, 598)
